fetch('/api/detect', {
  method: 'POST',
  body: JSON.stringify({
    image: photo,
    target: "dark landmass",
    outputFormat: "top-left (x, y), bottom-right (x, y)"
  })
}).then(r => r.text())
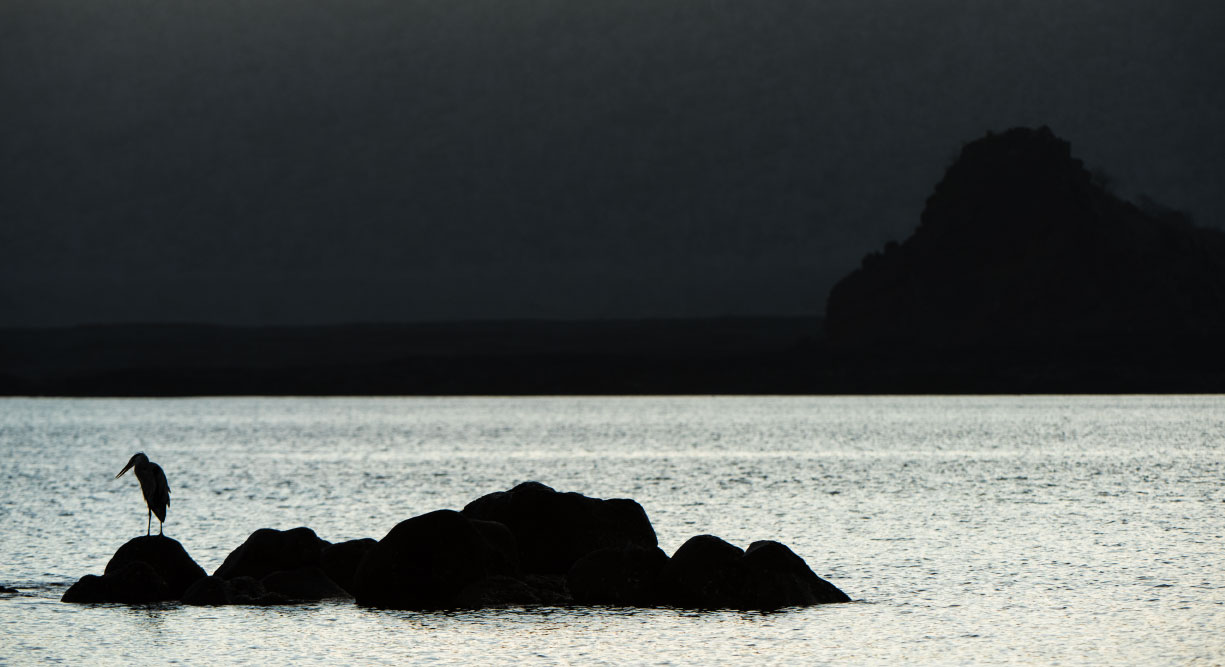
top-left (828, 127), bottom-right (1225, 347)
top-left (825, 126), bottom-right (1225, 392)
top-left (6, 127), bottom-right (1224, 396)
top-left (2, 312), bottom-right (1220, 395)
top-left (0, 318), bottom-right (825, 395)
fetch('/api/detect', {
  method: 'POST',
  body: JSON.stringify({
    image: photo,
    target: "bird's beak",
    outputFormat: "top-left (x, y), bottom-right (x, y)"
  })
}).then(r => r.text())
top-left (115, 462), bottom-right (134, 479)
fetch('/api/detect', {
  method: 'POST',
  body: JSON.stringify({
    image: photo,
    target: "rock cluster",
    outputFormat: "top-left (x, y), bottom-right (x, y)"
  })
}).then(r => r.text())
top-left (63, 482), bottom-right (849, 610)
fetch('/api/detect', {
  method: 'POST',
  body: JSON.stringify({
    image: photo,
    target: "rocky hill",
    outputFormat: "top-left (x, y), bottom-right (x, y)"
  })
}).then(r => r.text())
top-left (826, 127), bottom-right (1225, 353)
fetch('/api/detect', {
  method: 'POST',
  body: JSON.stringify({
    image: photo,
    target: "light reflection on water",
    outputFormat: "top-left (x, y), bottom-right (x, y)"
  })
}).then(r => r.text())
top-left (1, 396), bottom-right (1223, 664)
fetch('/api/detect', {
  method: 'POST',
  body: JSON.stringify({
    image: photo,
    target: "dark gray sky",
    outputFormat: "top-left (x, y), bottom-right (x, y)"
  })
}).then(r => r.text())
top-left (3, 0), bottom-right (1222, 326)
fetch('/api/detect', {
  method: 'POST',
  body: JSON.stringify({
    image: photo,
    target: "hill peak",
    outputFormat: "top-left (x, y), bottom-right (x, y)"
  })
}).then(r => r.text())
top-left (826, 127), bottom-right (1225, 349)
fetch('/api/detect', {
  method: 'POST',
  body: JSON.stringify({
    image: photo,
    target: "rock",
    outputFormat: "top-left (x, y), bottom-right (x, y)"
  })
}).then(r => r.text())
top-left (0, 585), bottom-right (19, 594)
top-left (261, 566), bottom-right (352, 600)
top-left (62, 535), bottom-right (205, 603)
top-left (518, 574), bottom-right (572, 606)
top-left (463, 481), bottom-right (657, 574)
top-left (107, 561), bottom-right (172, 603)
top-left (225, 576), bottom-right (268, 603)
top-left (740, 541), bottom-right (851, 608)
top-left (320, 538), bottom-right (377, 595)
top-left (453, 573), bottom-right (573, 608)
top-left (105, 535), bottom-right (207, 599)
top-left (567, 544), bottom-right (670, 606)
top-left (226, 576), bottom-right (293, 605)
top-left (454, 575), bottom-right (547, 608)
top-left (182, 575), bottom-right (302, 606)
top-left (181, 575), bottom-right (231, 606)
top-left (213, 527), bottom-right (330, 580)
top-left (352, 509), bottom-right (518, 609)
top-left (661, 535), bottom-right (850, 610)
top-left (61, 574), bottom-right (115, 603)
top-left (662, 535), bottom-right (746, 608)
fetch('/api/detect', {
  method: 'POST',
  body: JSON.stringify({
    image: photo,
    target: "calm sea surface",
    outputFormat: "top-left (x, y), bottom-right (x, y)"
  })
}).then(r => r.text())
top-left (1, 396), bottom-right (1221, 664)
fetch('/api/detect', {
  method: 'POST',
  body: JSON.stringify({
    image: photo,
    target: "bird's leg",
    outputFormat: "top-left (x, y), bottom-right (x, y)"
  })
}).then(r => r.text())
top-left (158, 519), bottom-right (163, 536)
top-left (147, 509), bottom-right (152, 537)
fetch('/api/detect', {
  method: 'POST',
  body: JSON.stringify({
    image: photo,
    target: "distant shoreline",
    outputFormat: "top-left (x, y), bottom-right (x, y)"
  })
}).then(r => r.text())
top-left (3, 318), bottom-right (1221, 396)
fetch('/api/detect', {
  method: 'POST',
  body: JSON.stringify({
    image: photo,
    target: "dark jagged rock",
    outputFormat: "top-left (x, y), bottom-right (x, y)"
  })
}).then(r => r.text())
top-left (213, 527), bottom-right (330, 581)
top-left (661, 535), bottom-right (849, 610)
top-left (827, 126), bottom-right (1225, 354)
top-left (462, 481), bottom-right (657, 575)
top-left (62, 535), bottom-right (205, 603)
top-left (261, 566), bottom-right (352, 601)
top-left (320, 538), bottom-right (377, 595)
top-left (567, 544), bottom-right (670, 606)
top-left (105, 535), bottom-right (207, 598)
top-left (351, 509), bottom-right (519, 609)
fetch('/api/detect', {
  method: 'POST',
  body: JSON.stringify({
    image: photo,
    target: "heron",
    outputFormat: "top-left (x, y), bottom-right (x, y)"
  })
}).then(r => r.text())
top-left (115, 452), bottom-right (170, 536)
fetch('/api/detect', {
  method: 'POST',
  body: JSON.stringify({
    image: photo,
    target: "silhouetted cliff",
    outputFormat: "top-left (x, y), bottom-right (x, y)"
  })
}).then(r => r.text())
top-left (826, 127), bottom-right (1225, 353)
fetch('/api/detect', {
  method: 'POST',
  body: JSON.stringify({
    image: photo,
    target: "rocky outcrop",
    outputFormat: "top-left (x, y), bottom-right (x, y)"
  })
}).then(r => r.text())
top-left (462, 481), bottom-right (657, 574)
top-left (66, 483), bottom-right (850, 611)
top-left (62, 535), bottom-right (206, 603)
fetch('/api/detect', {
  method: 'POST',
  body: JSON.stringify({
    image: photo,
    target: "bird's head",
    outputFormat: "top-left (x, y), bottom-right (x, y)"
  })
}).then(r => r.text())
top-left (115, 452), bottom-right (149, 479)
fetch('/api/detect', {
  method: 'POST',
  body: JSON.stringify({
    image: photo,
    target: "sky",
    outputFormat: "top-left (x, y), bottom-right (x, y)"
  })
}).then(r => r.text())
top-left (2, 0), bottom-right (1223, 326)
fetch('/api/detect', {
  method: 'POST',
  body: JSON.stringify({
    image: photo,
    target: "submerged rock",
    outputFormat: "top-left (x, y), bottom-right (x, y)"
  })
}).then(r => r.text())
top-left (352, 509), bottom-right (519, 609)
top-left (62, 535), bottom-right (206, 604)
top-left (462, 481), bottom-right (657, 574)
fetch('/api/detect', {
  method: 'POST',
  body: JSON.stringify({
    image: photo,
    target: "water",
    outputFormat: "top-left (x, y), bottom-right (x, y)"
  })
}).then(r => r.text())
top-left (1, 396), bottom-right (1222, 664)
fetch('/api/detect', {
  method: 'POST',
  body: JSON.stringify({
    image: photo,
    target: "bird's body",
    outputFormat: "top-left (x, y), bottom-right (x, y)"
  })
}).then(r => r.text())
top-left (116, 452), bottom-right (170, 536)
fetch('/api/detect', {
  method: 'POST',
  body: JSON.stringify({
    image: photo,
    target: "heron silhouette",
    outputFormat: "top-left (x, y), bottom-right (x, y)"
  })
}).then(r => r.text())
top-left (116, 452), bottom-right (170, 536)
